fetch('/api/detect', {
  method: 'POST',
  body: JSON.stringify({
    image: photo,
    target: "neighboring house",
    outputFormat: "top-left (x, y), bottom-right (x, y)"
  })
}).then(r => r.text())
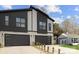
top-left (0, 6), bottom-right (54, 47)
top-left (58, 33), bottom-right (79, 44)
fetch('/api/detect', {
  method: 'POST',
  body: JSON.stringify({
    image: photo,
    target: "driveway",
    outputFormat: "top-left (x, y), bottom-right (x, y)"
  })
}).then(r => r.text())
top-left (0, 46), bottom-right (45, 54)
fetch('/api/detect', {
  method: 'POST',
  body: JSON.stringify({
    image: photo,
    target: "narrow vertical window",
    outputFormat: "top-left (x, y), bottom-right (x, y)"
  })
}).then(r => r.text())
top-left (49, 23), bottom-right (51, 31)
top-left (5, 16), bottom-right (9, 26)
top-left (16, 18), bottom-right (20, 27)
top-left (20, 18), bottom-right (25, 27)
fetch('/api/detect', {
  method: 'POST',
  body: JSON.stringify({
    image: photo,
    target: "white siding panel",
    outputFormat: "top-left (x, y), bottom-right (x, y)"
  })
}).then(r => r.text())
top-left (27, 11), bottom-right (32, 31)
top-left (30, 35), bottom-right (35, 45)
top-left (32, 9), bottom-right (37, 31)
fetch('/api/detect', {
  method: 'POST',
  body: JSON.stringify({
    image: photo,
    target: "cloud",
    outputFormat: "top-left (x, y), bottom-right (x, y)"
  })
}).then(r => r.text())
top-left (74, 15), bottom-right (79, 19)
top-left (33, 5), bottom-right (62, 14)
top-left (46, 5), bottom-right (62, 14)
top-left (53, 17), bottom-right (64, 24)
top-left (74, 7), bottom-right (79, 11)
top-left (1, 5), bottom-right (12, 10)
top-left (66, 15), bottom-right (71, 19)
top-left (66, 15), bottom-right (79, 19)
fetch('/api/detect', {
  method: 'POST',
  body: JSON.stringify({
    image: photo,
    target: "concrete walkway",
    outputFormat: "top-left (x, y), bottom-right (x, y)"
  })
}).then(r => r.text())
top-left (0, 46), bottom-right (45, 54)
top-left (46, 45), bottom-right (79, 54)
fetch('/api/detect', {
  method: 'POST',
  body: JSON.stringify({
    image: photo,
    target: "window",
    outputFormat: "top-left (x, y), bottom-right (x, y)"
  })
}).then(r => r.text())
top-left (16, 18), bottom-right (20, 22)
top-left (74, 38), bottom-right (78, 43)
top-left (71, 38), bottom-right (73, 42)
top-left (5, 16), bottom-right (9, 26)
top-left (16, 18), bottom-right (25, 27)
top-left (49, 23), bottom-right (51, 31)
top-left (39, 21), bottom-right (46, 30)
top-left (64, 40), bottom-right (66, 44)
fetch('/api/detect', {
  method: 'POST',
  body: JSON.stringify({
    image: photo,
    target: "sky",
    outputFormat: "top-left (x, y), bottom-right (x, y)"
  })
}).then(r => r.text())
top-left (0, 5), bottom-right (79, 24)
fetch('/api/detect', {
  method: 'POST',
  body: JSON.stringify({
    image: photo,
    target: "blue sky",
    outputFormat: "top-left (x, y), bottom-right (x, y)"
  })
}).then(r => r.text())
top-left (0, 5), bottom-right (79, 24)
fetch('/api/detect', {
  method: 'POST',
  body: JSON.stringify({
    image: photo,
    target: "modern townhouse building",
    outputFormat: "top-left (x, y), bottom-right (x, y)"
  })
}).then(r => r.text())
top-left (0, 6), bottom-right (54, 47)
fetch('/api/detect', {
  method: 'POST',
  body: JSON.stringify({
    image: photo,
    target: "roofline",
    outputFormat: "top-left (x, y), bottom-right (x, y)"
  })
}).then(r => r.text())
top-left (30, 6), bottom-right (54, 22)
top-left (0, 6), bottom-right (55, 22)
top-left (0, 8), bottom-right (32, 13)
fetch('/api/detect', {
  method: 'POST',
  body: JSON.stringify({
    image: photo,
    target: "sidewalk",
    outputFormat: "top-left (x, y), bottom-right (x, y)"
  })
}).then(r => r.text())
top-left (46, 45), bottom-right (79, 54)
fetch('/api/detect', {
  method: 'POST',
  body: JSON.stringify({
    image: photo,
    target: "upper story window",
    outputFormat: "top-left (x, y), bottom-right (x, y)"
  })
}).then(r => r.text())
top-left (16, 17), bottom-right (25, 28)
top-left (5, 16), bottom-right (9, 26)
top-left (39, 21), bottom-right (46, 30)
top-left (49, 23), bottom-right (51, 31)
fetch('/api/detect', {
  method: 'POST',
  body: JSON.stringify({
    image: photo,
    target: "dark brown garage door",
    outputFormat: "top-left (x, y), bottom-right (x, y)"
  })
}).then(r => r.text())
top-left (35, 35), bottom-right (52, 45)
top-left (5, 34), bottom-right (30, 46)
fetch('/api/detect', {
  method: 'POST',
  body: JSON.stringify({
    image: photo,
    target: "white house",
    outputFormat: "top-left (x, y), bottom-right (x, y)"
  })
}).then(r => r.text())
top-left (58, 33), bottom-right (79, 45)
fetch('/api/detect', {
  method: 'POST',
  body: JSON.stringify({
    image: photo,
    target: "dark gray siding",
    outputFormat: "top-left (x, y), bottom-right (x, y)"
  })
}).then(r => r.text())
top-left (0, 11), bottom-right (27, 32)
top-left (37, 11), bottom-right (47, 33)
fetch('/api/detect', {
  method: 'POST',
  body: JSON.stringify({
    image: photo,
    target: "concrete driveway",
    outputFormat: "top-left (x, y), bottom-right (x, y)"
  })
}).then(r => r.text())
top-left (0, 46), bottom-right (45, 54)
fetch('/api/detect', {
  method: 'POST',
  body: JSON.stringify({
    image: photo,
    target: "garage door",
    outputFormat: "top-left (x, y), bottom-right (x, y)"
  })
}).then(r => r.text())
top-left (5, 34), bottom-right (30, 46)
top-left (35, 36), bottom-right (52, 45)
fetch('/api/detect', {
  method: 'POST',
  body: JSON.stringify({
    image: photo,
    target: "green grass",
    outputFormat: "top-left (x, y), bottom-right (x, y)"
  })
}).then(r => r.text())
top-left (61, 44), bottom-right (79, 50)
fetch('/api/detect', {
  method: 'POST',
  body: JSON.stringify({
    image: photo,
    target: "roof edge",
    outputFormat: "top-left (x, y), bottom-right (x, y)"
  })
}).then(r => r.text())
top-left (0, 8), bottom-right (32, 13)
top-left (0, 6), bottom-right (55, 22)
top-left (30, 6), bottom-right (55, 22)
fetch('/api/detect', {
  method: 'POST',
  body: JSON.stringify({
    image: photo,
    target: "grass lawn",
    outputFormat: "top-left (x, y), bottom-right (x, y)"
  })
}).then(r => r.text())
top-left (61, 44), bottom-right (79, 50)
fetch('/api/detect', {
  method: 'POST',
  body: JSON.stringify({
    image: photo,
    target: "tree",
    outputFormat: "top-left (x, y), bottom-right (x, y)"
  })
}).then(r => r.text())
top-left (53, 23), bottom-right (64, 44)
top-left (61, 17), bottom-right (79, 34)
top-left (53, 23), bottom-right (64, 37)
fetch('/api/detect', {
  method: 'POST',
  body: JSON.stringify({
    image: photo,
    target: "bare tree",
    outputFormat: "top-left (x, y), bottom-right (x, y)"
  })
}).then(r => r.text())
top-left (61, 17), bottom-right (78, 34)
